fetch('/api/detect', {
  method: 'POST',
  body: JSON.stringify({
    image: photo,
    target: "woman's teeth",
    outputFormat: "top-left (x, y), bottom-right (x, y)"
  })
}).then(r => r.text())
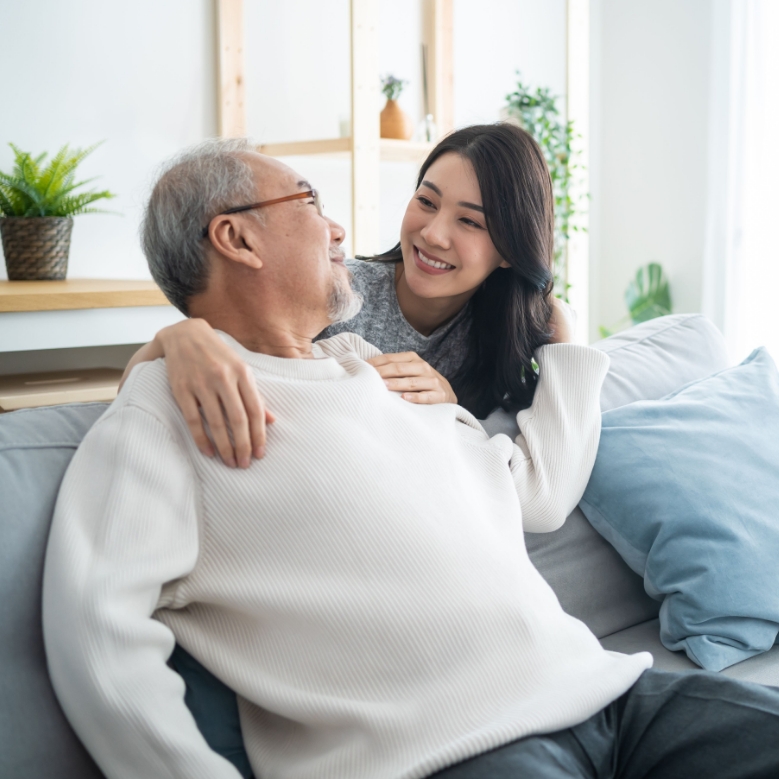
top-left (418, 249), bottom-right (454, 270)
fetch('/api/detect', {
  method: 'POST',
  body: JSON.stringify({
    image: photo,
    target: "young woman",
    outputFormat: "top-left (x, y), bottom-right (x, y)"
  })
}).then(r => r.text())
top-left (123, 123), bottom-right (575, 466)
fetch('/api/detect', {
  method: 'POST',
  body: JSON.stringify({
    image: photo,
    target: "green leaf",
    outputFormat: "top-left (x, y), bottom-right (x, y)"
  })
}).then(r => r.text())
top-left (0, 142), bottom-right (116, 218)
top-left (624, 263), bottom-right (672, 324)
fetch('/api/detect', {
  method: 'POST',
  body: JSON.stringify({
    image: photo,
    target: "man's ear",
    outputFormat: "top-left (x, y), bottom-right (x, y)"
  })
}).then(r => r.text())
top-left (207, 215), bottom-right (263, 270)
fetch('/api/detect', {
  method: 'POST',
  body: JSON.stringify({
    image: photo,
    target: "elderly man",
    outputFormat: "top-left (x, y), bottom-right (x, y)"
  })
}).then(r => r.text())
top-left (44, 139), bottom-right (779, 779)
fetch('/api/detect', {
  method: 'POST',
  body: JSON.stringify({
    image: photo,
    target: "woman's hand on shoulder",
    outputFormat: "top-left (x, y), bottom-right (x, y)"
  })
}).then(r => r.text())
top-left (547, 296), bottom-right (577, 344)
top-left (367, 352), bottom-right (457, 405)
top-left (154, 318), bottom-right (274, 468)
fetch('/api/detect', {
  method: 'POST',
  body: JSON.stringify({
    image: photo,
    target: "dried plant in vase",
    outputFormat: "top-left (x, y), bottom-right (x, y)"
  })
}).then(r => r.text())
top-left (380, 74), bottom-right (413, 141)
top-left (0, 143), bottom-right (115, 280)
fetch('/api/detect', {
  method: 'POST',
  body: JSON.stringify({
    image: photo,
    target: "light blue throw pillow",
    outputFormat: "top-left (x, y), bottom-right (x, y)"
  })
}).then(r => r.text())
top-left (580, 347), bottom-right (779, 672)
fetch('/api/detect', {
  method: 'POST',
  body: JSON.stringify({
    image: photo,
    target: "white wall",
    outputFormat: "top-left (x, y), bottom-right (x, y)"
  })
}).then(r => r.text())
top-left (0, 0), bottom-right (217, 282)
top-left (0, 0), bottom-right (567, 361)
top-left (589, 0), bottom-right (714, 339)
top-left (2, 1), bottom-right (721, 351)
top-left (0, 0), bottom-right (566, 277)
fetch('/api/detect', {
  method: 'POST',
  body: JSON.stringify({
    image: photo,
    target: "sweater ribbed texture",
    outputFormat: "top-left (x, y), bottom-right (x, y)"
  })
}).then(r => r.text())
top-left (43, 333), bottom-right (651, 779)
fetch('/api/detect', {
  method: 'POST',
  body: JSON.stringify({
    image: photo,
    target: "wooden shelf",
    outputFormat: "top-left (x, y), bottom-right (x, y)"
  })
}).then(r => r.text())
top-left (379, 139), bottom-right (435, 163)
top-left (0, 367), bottom-right (123, 411)
top-left (258, 137), bottom-right (352, 158)
top-left (257, 137), bottom-right (434, 163)
top-left (0, 280), bottom-right (169, 313)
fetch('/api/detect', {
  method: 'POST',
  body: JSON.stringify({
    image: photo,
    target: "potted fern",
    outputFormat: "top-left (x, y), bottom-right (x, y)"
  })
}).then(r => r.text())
top-left (0, 143), bottom-right (115, 280)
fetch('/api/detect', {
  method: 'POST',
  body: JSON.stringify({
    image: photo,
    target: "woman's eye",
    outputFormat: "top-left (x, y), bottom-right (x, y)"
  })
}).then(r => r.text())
top-left (416, 196), bottom-right (435, 208)
top-left (460, 218), bottom-right (484, 229)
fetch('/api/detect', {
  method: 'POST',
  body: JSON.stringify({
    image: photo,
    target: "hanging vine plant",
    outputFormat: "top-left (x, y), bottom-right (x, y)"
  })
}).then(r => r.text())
top-left (505, 74), bottom-right (585, 298)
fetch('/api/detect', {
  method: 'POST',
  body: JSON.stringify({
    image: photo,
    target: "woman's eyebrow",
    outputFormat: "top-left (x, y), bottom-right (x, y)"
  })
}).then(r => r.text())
top-left (421, 180), bottom-right (442, 196)
top-left (420, 180), bottom-right (484, 212)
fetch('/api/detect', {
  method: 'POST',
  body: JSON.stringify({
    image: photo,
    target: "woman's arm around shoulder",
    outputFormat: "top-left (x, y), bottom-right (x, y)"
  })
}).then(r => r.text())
top-left (120, 318), bottom-right (274, 468)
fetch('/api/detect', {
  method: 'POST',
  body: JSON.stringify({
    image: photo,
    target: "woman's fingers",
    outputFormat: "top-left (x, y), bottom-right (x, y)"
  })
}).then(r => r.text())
top-left (238, 368), bottom-right (273, 461)
top-left (368, 352), bottom-right (457, 404)
top-left (178, 395), bottom-right (215, 458)
top-left (367, 352), bottom-right (421, 370)
top-left (400, 390), bottom-right (446, 404)
top-left (382, 375), bottom-right (438, 392)
top-left (197, 394), bottom-right (238, 467)
top-left (371, 360), bottom-right (430, 380)
top-left (219, 384), bottom-right (253, 468)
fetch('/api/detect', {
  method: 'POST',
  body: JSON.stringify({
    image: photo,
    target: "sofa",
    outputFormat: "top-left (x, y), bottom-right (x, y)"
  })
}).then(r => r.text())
top-left (2, 313), bottom-right (778, 778)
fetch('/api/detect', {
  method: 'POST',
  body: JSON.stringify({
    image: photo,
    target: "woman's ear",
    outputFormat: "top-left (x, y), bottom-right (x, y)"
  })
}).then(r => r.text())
top-left (499, 259), bottom-right (511, 269)
top-left (207, 215), bottom-right (264, 270)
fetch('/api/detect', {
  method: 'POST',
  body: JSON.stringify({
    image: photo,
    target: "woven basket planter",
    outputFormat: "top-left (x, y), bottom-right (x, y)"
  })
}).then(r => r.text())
top-left (1, 217), bottom-right (74, 280)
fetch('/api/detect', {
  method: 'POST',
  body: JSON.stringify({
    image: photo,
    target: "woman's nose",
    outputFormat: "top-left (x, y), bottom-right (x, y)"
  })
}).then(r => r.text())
top-left (420, 212), bottom-right (451, 250)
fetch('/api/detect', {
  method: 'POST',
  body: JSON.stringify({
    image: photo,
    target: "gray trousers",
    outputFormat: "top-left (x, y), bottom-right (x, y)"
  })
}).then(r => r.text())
top-left (428, 670), bottom-right (779, 779)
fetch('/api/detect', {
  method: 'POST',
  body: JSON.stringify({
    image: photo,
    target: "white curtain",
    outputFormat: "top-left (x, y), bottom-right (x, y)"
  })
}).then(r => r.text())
top-left (703, 0), bottom-right (779, 363)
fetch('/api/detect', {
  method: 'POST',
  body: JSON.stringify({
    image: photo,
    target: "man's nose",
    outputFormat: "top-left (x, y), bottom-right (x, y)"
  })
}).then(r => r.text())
top-left (327, 217), bottom-right (346, 246)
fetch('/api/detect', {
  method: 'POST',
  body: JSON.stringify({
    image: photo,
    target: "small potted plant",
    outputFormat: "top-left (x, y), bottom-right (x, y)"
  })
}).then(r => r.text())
top-left (0, 143), bottom-right (115, 280)
top-left (380, 74), bottom-right (413, 141)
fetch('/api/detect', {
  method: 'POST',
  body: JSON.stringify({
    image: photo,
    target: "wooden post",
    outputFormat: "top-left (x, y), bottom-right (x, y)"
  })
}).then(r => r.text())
top-left (217, 0), bottom-right (246, 137)
top-left (422, 0), bottom-right (454, 136)
top-left (350, 0), bottom-right (380, 256)
top-left (566, 0), bottom-right (590, 342)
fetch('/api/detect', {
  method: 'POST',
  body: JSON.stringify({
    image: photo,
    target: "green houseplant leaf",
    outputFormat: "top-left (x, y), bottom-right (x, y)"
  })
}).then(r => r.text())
top-left (625, 262), bottom-right (671, 324)
top-left (599, 262), bottom-right (672, 338)
top-left (505, 73), bottom-right (585, 300)
top-left (0, 142), bottom-right (116, 217)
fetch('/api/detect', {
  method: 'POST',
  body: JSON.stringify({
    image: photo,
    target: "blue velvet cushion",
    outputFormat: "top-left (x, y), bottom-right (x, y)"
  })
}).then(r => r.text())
top-left (580, 348), bottom-right (779, 671)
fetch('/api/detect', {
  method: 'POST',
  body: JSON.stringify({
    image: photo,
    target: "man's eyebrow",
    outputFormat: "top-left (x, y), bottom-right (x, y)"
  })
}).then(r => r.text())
top-left (297, 180), bottom-right (313, 190)
top-left (421, 180), bottom-right (484, 213)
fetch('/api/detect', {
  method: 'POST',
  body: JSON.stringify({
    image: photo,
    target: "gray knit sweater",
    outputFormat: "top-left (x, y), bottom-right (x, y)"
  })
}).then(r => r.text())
top-left (319, 258), bottom-right (471, 379)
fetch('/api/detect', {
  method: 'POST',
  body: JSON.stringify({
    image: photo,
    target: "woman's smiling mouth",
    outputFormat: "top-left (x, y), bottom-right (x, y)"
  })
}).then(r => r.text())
top-left (414, 246), bottom-right (455, 275)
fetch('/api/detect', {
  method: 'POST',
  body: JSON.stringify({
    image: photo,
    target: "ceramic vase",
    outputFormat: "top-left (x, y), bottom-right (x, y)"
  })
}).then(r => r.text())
top-left (380, 99), bottom-right (413, 140)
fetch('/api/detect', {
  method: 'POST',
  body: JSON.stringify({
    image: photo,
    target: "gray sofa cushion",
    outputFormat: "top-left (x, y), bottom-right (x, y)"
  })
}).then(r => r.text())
top-left (0, 403), bottom-right (109, 779)
top-left (525, 314), bottom-right (731, 638)
top-left (601, 619), bottom-right (779, 687)
top-left (595, 313), bottom-right (730, 412)
top-left (525, 507), bottom-right (659, 639)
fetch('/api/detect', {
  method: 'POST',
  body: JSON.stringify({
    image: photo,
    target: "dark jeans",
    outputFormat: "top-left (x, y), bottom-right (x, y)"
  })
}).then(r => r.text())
top-left (428, 670), bottom-right (779, 779)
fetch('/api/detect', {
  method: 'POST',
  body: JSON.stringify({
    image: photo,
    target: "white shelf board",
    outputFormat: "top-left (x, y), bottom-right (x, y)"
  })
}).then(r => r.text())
top-left (0, 306), bottom-right (186, 353)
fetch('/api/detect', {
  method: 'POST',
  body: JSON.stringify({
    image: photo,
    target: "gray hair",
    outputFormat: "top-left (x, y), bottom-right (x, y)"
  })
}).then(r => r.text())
top-left (141, 137), bottom-right (259, 315)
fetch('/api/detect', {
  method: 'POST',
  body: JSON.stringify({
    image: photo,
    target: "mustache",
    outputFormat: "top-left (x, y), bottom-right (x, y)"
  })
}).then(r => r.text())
top-left (329, 246), bottom-right (346, 262)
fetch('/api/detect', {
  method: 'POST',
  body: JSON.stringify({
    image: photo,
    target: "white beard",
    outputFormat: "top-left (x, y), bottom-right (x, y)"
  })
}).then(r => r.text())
top-left (327, 266), bottom-right (363, 324)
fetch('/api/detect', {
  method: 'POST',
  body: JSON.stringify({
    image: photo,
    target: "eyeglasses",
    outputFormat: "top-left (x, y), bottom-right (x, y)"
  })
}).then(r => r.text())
top-left (201, 189), bottom-right (323, 239)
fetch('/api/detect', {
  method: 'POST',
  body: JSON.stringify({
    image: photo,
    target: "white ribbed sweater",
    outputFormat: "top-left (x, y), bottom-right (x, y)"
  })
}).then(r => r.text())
top-left (43, 333), bottom-right (651, 779)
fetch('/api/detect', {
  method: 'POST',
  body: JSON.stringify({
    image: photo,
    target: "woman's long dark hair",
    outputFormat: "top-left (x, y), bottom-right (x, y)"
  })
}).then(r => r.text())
top-left (369, 123), bottom-right (555, 419)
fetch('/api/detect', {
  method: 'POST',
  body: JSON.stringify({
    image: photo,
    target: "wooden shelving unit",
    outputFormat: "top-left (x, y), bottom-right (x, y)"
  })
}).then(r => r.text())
top-left (0, 0), bottom-right (454, 409)
top-left (257, 138), bottom-right (435, 164)
top-left (217, 0), bottom-right (453, 256)
top-left (0, 280), bottom-right (169, 313)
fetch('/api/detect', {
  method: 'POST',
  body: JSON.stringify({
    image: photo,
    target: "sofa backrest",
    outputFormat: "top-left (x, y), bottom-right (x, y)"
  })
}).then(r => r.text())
top-left (0, 403), bottom-right (108, 779)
